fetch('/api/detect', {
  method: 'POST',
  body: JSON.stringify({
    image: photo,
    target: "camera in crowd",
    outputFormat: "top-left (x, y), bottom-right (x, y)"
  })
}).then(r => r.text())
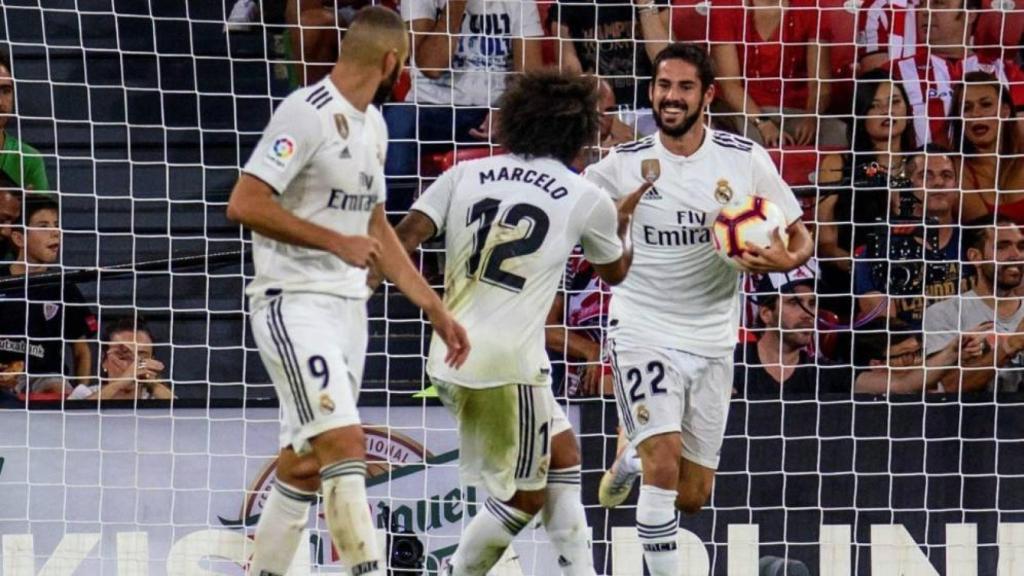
top-left (852, 161), bottom-right (944, 294)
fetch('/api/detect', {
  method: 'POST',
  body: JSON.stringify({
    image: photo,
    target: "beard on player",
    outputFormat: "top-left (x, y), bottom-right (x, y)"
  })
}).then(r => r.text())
top-left (652, 97), bottom-right (702, 138)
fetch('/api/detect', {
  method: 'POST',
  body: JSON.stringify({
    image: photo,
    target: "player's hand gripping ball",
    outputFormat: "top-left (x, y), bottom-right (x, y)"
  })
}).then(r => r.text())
top-left (712, 195), bottom-right (790, 270)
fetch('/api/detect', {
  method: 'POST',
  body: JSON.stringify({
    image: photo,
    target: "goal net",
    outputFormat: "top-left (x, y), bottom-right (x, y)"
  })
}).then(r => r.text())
top-left (1, 0), bottom-right (1023, 574)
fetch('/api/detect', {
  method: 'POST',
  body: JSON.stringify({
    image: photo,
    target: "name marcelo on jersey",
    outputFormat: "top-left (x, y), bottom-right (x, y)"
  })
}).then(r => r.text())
top-left (479, 167), bottom-right (569, 199)
top-left (642, 210), bottom-right (712, 247)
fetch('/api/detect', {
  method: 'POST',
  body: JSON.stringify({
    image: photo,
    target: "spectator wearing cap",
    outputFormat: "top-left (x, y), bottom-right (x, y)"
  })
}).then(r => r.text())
top-left (924, 217), bottom-right (1024, 392)
top-left (852, 145), bottom-right (966, 330)
top-left (852, 318), bottom-right (971, 394)
top-left (735, 263), bottom-right (851, 397)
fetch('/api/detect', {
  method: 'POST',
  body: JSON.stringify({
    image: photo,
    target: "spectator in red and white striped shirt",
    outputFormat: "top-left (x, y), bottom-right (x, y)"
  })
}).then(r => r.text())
top-left (882, 0), bottom-right (1024, 147)
top-left (857, 0), bottom-right (1024, 72)
top-left (857, 0), bottom-right (918, 72)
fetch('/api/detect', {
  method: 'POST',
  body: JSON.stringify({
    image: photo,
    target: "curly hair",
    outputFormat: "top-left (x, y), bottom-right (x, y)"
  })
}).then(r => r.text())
top-left (497, 70), bottom-right (600, 166)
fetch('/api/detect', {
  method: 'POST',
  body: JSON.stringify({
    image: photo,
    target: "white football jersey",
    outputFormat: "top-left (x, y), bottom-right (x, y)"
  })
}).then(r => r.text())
top-left (584, 129), bottom-right (803, 357)
top-left (413, 154), bottom-right (623, 388)
top-left (242, 78), bottom-right (387, 303)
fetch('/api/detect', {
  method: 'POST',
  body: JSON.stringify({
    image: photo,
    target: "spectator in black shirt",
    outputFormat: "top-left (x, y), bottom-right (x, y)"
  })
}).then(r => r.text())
top-left (0, 195), bottom-right (94, 395)
top-left (551, 0), bottom-right (671, 131)
top-left (853, 145), bottom-right (968, 330)
top-left (735, 262), bottom-right (851, 397)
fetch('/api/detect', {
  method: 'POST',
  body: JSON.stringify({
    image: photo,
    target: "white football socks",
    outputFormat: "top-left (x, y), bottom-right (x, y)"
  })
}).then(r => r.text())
top-left (449, 497), bottom-right (534, 576)
top-left (637, 484), bottom-right (680, 576)
top-left (247, 481), bottom-right (316, 576)
top-left (320, 460), bottom-right (383, 576)
top-left (543, 466), bottom-right (595, 576)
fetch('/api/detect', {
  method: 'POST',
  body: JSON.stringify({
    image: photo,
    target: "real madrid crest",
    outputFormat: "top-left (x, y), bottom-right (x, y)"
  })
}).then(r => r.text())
top-left (319, 393), bottom-right (335, 414)
top-left (636, 405), bottom-right (650, 425)
top-left (334, 113), bottom-right (349, 140)
top-left (641, 158), bottom-right (661, 183)
top-left (715, 179), bottom-right (734, 204)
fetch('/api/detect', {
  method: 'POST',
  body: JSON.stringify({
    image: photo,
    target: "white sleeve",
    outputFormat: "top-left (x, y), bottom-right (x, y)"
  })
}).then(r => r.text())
top-left (514, 0), bottom-right (545, 38)
top-left (579, 192), bottom-right (623, 265)
top-left (751, 145), bottom-right (803, 225)
top-left (242, 94), bottom-right (323, 194)
top-left (411, 165), bottom-right (458, 235)
top-left (372, 109), bottom-right (389, 205)
top-left (583, 150), bottom-right (624, 201)
top-left (402, 0), bottom-right (442, 21)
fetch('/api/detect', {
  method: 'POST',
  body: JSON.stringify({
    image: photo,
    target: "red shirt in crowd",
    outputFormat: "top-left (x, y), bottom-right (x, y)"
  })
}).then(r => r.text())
top-left (709, 0), bottom-right (821, 110)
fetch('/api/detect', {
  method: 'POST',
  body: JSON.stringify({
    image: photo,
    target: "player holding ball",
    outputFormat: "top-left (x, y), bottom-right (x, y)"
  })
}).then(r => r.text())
top-left (583, 43), bottom-right (812, 575)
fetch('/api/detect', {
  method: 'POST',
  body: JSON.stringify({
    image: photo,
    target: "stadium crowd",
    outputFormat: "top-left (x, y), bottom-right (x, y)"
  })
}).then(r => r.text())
top-left (1, 0), bottom-right (1023, 404)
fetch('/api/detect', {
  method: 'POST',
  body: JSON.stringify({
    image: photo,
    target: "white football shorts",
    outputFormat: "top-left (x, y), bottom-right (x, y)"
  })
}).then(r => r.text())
top-left (250, 292), bottom-right (368, 454)
top-left (608, 339), bottom-right (733, 470)
top-left (432, 379), bottom-right (571, 501)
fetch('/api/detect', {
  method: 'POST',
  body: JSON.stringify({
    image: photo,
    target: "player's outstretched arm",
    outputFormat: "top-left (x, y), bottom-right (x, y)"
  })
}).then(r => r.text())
top-left (739, 220), bottom-right (813, 274)
top-left (226, 174), bottom-right (380, 268)
top-left (591, 182), bottom-right (651, 286)
top-left (368, 208), bottom-right (437, 290)
top-left (369, 206), bottom-right (469, 368)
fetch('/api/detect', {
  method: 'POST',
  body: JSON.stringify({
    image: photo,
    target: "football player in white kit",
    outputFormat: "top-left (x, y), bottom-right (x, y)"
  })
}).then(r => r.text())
top-left (393, 70), bottom-right (649, 576)
top-left (585, 44), bottom-right (813, 575)
top-left (226, 8), bottom-right (470, 576)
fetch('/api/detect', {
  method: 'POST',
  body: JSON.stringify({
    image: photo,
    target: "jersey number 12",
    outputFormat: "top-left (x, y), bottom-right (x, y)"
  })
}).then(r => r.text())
top-left (466, 198), bottom-right (550, 292)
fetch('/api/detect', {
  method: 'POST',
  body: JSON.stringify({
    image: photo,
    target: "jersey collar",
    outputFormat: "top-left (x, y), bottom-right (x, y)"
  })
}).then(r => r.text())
top-left (321, 78), bottom-right (366, 120)
top-left (654, 126), bottom-right (711, 163)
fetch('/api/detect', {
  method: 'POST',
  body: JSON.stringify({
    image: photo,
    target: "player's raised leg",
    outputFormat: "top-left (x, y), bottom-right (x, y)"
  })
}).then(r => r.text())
top-left (437, 382), bottom-right (551, 576)
top-left (598, 426), bottom-right (641, 508)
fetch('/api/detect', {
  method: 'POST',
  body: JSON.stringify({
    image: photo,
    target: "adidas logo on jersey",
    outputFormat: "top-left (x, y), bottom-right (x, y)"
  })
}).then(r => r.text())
top-left (339, 147), bottom-right (351, 159)
top-left (642, 187), bottom-right (662, 200)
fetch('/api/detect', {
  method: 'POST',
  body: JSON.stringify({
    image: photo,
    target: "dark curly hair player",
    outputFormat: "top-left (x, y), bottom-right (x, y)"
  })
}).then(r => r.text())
top-left (496, 69), bottom-right (601, 167)
top-left (391, 68), bottom-right (652, 576)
